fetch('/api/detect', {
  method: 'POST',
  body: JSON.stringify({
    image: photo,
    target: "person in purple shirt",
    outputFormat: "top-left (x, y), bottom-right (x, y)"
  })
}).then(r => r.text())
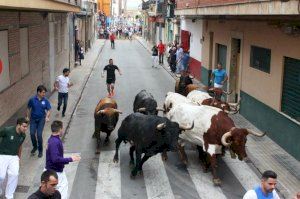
top-left (46, 121), bottom-right (81, 199)
top-left (27, 85), bottom-right (51, 158)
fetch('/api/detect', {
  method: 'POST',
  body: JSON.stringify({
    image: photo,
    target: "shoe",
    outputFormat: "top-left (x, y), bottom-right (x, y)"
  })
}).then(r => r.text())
top-left (57, 106), bottom-right (60, 111)
top-left (62, 113), bottom-right (65, 117)
top-left (31, 148), bottom-right (37, 155)
top-left (38, 152), bottom-right (43, 158)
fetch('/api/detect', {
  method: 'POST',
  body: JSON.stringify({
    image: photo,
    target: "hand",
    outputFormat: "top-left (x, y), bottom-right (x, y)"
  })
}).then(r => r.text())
top-left (45, 117), bottom-right (50, 122)
top-left (25, 116), bottom-right (30, 122)
top-left (71, 155), bottom-right (81, 162)
top-left (54, 87), bottom-right (58, 91)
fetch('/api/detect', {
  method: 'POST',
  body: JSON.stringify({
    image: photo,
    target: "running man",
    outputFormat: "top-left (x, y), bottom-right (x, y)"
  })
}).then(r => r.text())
top-left (102, 59), bottom-right (122, 97)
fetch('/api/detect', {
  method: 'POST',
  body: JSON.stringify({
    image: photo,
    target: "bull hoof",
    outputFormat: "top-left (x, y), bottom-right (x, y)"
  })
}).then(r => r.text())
top-left (137, 170), bottom-right (143, 176)
top-left (182, 159), bottom-right (188, 165)
top-left (113, 156), bottom-right (119, 163)
top-left (213, 178), bottom-right (222, 186)
top-left (161, 154), bottom-right (168, 161)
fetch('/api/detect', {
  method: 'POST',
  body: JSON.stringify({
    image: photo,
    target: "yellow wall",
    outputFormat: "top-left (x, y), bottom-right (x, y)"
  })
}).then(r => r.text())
top-left (203, 19), bottom-right (300, 111)
top-left (98, 0), bottom-right (111, 16)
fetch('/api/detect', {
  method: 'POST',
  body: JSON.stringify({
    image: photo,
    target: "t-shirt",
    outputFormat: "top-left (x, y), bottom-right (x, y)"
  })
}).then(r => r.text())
top-left (176, 48), bottom-right (183, 62)
top-left (157, 43), bottom-right (165, 54)
top-left (28, 96), bottom-right (51, 120)
top-left (182, 53), bottom-right (190, 66)
top-left (213, 69), bottom-right (227, 85)
top-left (28, 188), bottom-right (61, 199)
top-left (243, 187), bottom-right (280, 199)
top-left (104, 64), bottom-right (119, 81)
top-left (152, 47), bottom-right (158, 56)
top-left (0, 126), bottom-right (26, 156)
top-left (56, 75), bottom-right (70, 93)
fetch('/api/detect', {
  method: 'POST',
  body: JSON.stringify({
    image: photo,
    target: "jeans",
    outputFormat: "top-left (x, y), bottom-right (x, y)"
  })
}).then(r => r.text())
top-left (58, 92), bottom-right (68, 115)
top-left (159, 53), bottom-right (164, 64)
top-left (111, 41), bottom-right (115, 48)
top-left (30, 118), bottom-right (45, 152)
top-left (176, 62), bottom-right (184, 73)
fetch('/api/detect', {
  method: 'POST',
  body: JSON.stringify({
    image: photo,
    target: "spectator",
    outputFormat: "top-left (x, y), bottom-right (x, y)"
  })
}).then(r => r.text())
top-left (169, 47), bottom-right (177, 73)
top-left (157, 40), bottom-right (165, 65)
top-left (293, 192), bottom-right (300, 199)
top-left (210, 63), bottom-right (228, 89)
top-left (54, 68), bottom-right (73, 117)
top-left (45, 120), bottom-right (81, 199)
top-left (0, 118), bottom-right (28, 199)
top-left (176, 45), bottom-right (184, 74)
top-left (27, 85), bottom-right (51, 158)
top-left (109, 32), bottom-right (116, 49)
top-left (28, 170), bottom-right (61, 199)
top-left (151, 45), bottom-right (159, 68)
top-left (243, 170), bottom-right (280, 199)
top-left (181, 51), bottom-right (190, 73)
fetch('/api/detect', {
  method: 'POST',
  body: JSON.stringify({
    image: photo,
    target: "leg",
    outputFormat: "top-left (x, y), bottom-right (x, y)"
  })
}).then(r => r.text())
top-left (161, 54), bottom-right (164, 64)
top-left (131, 149), bottom-right (142, 178)
top-left (113, 138), bottom-right (122, 163)
top-left (56, 171), bottom-right (68, 199)
top-left (137, 154), bottom-right (151, 173)
top-left (57, 92), bottom-right (63, 111)
top-left (5, 156), bottom-right (19, 199)
top-left (129, 145), bottom-right (135, 166)
top-left (210, 154), bottom-right (221, 185)
top-left (62, 93), bottom-right (68, 116)
top-left (107, 84), bottom-right (111, 96)
top-left (0, 155), bottom-right (9, 196)
top-left (110, 83), bottom-right (115, 96)
top-left (161, 150), bottom-right (168, 161)
top-left (30, 120), bottom-right (38, 154)
top-left (36, 118), bottom-right (46, 156)
top-left (177, 143), bottom-right (188, 165)
top-left (197, 146), bottom-right (210, 172)
top-left (95, 130), bottom-right (101, 154)
top-left (104, 131), bottom-right (111, 143)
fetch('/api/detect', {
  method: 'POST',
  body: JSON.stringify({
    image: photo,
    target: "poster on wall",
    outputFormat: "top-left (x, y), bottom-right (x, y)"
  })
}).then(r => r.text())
top-left (0, 30), bottom-right (10, 92)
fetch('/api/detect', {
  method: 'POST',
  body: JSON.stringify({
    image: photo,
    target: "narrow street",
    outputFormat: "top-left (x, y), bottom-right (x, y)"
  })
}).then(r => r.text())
top-left (60, 39), bottom-right (251, 199)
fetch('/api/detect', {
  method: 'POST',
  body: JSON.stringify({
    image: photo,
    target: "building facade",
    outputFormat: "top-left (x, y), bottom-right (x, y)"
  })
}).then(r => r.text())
top-left (175, 0), bottom-right (300, 160)
top-left (0, 0), bottom-right (81, 126)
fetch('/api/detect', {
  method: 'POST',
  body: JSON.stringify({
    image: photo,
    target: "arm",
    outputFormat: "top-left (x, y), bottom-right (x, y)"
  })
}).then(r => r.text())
top-left (0, 128), bottom-right (6, 138)
top-left (54, 80), bottom-right (59, 91)
top-left (118, 68), bottom-right (122, 76)
top-left (49, 143), bottom-right (73, 165)
top-left (222, 74), bottom-right (228, 85)
top-left (18, 145), bottom-right (22, 158)
top-left (45, 110), bottom-right (50, 122)
top-left (210, 71), bottom-right (215, 83)
top-left (102, 66), bottom-right (107, 77)
top-left (26, 99), bottom-right (32, 121)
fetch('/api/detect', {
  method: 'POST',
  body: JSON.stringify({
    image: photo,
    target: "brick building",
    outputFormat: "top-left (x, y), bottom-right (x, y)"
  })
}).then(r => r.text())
top-left (175, 0), bottom-right (300, 160)
top-left (0, 0), bottom-right (81, 126)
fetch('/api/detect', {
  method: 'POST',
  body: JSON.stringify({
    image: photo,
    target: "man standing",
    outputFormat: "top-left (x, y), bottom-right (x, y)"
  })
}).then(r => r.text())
top-left (102, 59), bottom-right (122, 97)
top-left (243, 170), bottom-right (280, 199)
top-left (176, 45), bottom-right (184, 74)
top-left (181, 51), bottom-right (190, 73)
top-left (28, 170), bottom-right (61, 199)
top-left (0, 118), bottom-right (28, 199)
top-left (27, 85), bottom-right (51, 158)
top-left (109, 32), bottom-right (116, 49)
top-left (46, 121), bottom-right (81, 199)
top-left (54, 68), bottom-right (73, 117)
top-left (157, 40), bottom-right (165, 65)
top-left (151, 45), bottom-right (159, 68)
top-left (210, 63), bottom-right (228, 88)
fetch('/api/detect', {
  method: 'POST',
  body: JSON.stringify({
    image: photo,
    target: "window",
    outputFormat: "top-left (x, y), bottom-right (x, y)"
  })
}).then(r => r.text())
top-left (281, 57), bottom-right (300, 122)
top-left (0, 30), bottom-right (10, 92)
top-left (250, 45), bottom-right (271, 73)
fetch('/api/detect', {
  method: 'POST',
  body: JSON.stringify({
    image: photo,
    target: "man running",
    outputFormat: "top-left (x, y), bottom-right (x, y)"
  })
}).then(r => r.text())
top-left (102, 59), bottom-right (122, 97)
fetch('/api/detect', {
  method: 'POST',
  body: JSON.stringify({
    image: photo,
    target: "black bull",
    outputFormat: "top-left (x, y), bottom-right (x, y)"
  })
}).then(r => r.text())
top-left (133, 90), bottom-right (164, 115)
top-left (113, 113), bottom-right (193, 178)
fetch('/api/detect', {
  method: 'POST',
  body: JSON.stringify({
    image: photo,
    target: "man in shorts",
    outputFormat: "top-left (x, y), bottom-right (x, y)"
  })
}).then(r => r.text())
top-left (102, 59), bottom-right (122, 97)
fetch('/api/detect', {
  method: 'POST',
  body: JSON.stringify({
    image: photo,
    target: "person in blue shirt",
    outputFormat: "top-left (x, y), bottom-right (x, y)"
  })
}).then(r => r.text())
top-left (243, 170), bottom-right (280, 199)
top-left (26, 85), bottom-right (51, 158)
top-left (210, 63), bottom-right (228, 88)
top-left (181, 51), bottom-right (190, 72)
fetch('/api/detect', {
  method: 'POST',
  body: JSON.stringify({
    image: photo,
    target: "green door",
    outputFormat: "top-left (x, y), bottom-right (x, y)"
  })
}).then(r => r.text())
top-left (281, 57), bottom-right (300, 122)
top-left (217, 44), bottom-right (227, 69)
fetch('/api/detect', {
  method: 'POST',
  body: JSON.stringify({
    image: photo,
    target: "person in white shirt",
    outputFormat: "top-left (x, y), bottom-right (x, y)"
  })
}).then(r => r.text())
top-left (243, 170), bottom-right (280, 199)
top-left (54, 68), bottom-right (73, 117)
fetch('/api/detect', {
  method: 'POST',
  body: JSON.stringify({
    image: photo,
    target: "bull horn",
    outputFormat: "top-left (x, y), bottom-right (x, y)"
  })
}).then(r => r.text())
top-left (221, 131), bottom-right (232, 146)
top-left (114, 109), bottom-right (123, 114)
top-left (223, 90), bottom-right (233, 95)
top-left (156, 107), bottom-right (165, 112)
top-left (179, 121), bottom-right (194, 130)
top-left (97, 109), bottom-right (105, 114)
top-left (247, 129), bottom-right (266, 137)
top-left (156, 122), bottom-right (166, 130)
top-left (137, 107), bottom-right (146, 112)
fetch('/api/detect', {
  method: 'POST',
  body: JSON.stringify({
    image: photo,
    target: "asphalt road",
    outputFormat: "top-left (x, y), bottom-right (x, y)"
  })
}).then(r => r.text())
top-left (64, 39), bottom-right (247, 199)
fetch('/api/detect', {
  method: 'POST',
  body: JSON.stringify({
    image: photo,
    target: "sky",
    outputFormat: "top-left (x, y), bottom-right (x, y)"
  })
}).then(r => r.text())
top-left (126, 0), bottom-right (141, 10)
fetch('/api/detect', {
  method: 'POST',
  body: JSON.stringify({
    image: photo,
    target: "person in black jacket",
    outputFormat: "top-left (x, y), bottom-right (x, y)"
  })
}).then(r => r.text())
top-left (151, 45), bottom-right (158, 68)
top-left (28, 170), bottom-right (61, 199)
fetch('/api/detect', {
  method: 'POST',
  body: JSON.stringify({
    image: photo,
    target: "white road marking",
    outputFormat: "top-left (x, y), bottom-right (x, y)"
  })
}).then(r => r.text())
top-left (143, 154), bottom-right (175, 199)
top-left (223, 153), bottom-right (260, 191)
top-left (95, 151), bottom-right (121, 199)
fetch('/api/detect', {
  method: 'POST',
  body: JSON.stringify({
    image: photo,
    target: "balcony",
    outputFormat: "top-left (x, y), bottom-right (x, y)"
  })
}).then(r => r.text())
top-left (142, 0), bottom-right (156, 10)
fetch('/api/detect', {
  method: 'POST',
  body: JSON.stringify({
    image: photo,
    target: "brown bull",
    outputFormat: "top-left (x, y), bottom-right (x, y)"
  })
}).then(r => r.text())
top-left (94, 97), bottom-right (122, 154)
top-left (202, 98), bottom-right (240, 114)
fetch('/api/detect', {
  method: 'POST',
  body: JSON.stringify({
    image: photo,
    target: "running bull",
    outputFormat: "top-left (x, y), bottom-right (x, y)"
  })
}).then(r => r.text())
top-left (94, 97), bottom-right (122, 154)
top-left (113, 113), bottom-right (193, 178)
top-left (133, 90), bottom-right (164, 115)
top-left (167, 103), bottom-right (265, 185)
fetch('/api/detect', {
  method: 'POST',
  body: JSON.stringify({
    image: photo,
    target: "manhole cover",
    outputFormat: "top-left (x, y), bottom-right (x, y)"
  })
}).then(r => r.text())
top-left (16, 185), bottom-right (30, 193)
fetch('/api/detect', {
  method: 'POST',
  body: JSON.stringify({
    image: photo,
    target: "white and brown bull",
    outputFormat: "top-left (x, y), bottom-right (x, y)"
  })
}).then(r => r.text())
top-left (166, 103), bottom-right (265, 185)
top-left (187, 90), bottom-right (240, 114)
top-left (94, 97), bottom-right (122, 154)
top-left (163, 92), bottom-right (198, 113)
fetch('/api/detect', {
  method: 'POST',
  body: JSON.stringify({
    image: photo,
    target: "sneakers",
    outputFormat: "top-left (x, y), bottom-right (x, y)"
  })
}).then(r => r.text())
top-left (38, 152), bottom-right (43, 158)
top-left (31, 147), bottom-right (37, 155)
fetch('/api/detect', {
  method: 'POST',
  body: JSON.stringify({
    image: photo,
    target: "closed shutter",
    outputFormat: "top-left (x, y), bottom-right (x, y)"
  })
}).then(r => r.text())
top-left (281, 57), bottom-right (300, 122)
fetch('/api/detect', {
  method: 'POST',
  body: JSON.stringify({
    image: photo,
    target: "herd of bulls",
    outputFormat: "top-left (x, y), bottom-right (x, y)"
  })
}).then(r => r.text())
top-left (93, 75), bottom-right (266, 186)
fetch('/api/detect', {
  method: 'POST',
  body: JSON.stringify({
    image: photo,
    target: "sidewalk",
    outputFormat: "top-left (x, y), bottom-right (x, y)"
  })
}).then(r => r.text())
top-left (2, 39), bottom-right (106, 198)
top-left (136, 36), bottom-right (300, 199)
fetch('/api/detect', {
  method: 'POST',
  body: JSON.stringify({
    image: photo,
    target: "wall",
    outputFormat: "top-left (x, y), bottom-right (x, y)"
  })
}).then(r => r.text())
top-left (176, 0), bottom-right (249, 9)
top-left (0, 11), bottom-right (49, 126)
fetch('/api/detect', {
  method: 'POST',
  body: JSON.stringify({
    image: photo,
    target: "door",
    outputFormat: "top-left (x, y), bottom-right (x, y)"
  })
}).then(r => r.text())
top-left (216, 44), bottom-right (227, 92)
top-left (49, 22), bottom-right (55, 91)
top-left (229, 38), bottom-right (241, 102)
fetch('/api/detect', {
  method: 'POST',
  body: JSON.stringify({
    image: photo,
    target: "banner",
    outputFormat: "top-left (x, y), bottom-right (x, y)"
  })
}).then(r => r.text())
top-left (0, 30), bottom-right (10, 92)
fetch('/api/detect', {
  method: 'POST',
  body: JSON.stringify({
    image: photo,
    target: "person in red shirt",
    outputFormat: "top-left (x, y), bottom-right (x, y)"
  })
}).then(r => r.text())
top-left (157, 40), bottom-right (165, 65)
top-left (109, 33), bottom-right (116, 49)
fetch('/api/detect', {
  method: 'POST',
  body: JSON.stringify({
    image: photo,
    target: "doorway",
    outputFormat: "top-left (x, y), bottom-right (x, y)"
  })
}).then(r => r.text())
top-left (229, 38), bottom-right (241, 103)
top-left (49, 22), bottom-right (55, 91)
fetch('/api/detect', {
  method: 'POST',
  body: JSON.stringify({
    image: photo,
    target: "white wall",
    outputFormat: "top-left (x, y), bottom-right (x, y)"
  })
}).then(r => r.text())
top-left (181, 18), bottom-right (203, 61)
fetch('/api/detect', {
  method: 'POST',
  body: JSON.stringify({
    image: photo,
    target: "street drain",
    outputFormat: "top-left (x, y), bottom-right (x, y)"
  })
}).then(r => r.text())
top-left (16, 185), bottom-right (30, 193)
